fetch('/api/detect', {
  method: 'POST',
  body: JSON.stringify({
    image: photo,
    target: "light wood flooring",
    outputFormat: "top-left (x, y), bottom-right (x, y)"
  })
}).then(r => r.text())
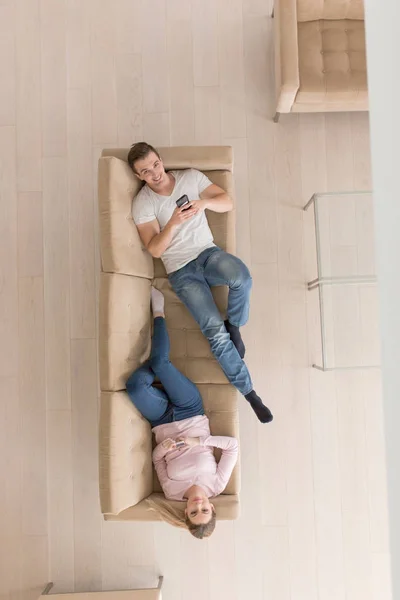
top-left (0, 1), bottom-right (392, 599)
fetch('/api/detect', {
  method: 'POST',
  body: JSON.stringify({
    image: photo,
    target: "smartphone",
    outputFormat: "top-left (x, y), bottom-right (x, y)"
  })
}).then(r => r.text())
top-left (176, 194), bottom-right (190, 211)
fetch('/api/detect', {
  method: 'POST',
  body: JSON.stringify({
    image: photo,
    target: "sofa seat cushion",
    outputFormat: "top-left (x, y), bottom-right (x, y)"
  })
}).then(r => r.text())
top-left (100, 274), bottom-right (231, 392)
top-left (99, 384), bottom-right (240, 515)
top-left (99, 146), bottom-right (235, 280)
top-left (153, 277), bottom-right (229, 384)
top-left (152, 383), bottom-right (240, 495)
top-left (153, 169), bottom-right (236, 278)
top-left (296, 19), bottom-right (367, 104)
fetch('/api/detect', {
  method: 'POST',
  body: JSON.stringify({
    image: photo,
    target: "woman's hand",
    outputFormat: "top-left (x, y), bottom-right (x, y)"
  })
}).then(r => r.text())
top-left (177, 436), bottom-right (201, 448)
top-left (162, 438), bottom-right (177, 451)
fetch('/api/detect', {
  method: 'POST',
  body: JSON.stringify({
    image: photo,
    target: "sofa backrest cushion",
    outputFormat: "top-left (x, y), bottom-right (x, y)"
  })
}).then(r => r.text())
top-left (99, 272), bottom-right (152, 392)
top-left (296, 0), bottom-right (364, 22)
top-left (99, 391), bottom-right (153, 515)
top-left (98, 156), bottom-right (154, 279)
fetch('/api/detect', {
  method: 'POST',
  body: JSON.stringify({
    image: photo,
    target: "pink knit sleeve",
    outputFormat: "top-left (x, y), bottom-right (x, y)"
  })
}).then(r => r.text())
top-left (200, 436), bottom-right (239, 495)
top-left (152, 445), bottom-right (173, 497)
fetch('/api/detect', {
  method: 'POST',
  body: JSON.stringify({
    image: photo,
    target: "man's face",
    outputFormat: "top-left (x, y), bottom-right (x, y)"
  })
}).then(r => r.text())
top-left (134, 152), bottom-right (167, 190)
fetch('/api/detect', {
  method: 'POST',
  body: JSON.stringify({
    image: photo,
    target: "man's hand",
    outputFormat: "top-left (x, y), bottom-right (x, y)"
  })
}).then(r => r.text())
top-left (168, 203), bottom-right (199, 227)
top-left (177, 436), bottom-right (201, 448)
top-left (199, 183), bottom-right (233, 213)
top-left (162, 438), bottom-right (177, 451)
top-left (191, 199), bottom-right (208, 213)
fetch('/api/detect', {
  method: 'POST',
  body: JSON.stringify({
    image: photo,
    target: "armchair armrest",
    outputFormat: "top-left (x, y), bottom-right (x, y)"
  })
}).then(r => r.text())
top-left (274, 0), bottom-right (300, 113)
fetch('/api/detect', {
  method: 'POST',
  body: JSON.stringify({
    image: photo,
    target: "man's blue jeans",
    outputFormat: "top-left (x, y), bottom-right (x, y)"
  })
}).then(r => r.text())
top-left (168, 246), bottom-right (253, 395)
top-left (126, 317), bottom-right (204, 428)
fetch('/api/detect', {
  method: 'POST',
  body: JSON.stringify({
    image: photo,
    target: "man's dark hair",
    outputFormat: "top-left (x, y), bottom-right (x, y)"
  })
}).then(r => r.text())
top-left (127, 142), bottom-right (161, 174)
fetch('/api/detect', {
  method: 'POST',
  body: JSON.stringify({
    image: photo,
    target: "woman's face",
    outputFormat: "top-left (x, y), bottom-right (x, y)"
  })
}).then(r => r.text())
top-left (186, 495), bottom-right (214, 525)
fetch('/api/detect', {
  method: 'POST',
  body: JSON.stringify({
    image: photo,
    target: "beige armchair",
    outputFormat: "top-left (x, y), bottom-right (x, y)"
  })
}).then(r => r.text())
top-left (40, 579), bottom-right (163, 600)
top-left (273, 0), bottom-right (368, 121)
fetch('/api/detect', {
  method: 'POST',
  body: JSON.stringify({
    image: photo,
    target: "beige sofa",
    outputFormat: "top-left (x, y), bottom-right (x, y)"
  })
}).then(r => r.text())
top-left (98, 146), bottom-right (240, 521)
top-left (274, 0), bottom-right (368, 120)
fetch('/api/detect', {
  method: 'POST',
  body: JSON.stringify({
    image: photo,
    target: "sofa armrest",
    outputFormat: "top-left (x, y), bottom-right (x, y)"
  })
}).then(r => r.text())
top-left (104, 493), bottom-right (241, 521)
top-left (101, 146), bottom-right (234, 172)
top-left (99, 391), bottom-right (153, 515)
top-left (274, 0), bottom-right (300, 113)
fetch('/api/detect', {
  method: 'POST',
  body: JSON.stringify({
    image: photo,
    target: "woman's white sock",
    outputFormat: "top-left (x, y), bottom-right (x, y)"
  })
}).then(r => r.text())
top-left (151, 287), bottom-right (165, 314)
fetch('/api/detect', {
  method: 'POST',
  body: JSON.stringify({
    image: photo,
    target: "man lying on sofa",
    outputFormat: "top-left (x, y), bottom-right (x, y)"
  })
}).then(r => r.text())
top-left (128, 142), bottom-right (273, 425)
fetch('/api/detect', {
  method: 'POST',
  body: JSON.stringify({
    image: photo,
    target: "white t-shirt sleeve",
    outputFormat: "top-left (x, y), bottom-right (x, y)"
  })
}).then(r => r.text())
top-left (192, 169), bottom-right (213, 194)
top-left (131, 190), bottom-right (156, 225)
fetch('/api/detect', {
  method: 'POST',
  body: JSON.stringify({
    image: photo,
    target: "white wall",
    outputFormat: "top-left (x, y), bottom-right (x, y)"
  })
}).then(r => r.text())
top-left (364, 1), bottom-right (400, 598)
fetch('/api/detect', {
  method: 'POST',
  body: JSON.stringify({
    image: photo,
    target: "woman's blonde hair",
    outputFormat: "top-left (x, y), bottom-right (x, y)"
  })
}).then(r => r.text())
top-left (146, 496), bottom-right (216, 539)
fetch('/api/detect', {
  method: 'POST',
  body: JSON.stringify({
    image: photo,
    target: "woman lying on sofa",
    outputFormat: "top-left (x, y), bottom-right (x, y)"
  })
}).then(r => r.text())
top-left (126, 287), bottom-right (239, 539)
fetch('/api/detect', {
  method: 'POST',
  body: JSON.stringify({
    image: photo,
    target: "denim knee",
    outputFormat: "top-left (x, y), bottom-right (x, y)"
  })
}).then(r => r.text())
top-left (150, 354), bottom-right (170, 372)
top-left (234, 264), bottom-right (252, 290)
top-left (126, 375), bottom-right (139, 394)
top-left (126, 369), bottom-right (151, 393)
top-left (202, 323), bottom-right (230, 350)
top-left (220, 257), bottom-right (252, 291)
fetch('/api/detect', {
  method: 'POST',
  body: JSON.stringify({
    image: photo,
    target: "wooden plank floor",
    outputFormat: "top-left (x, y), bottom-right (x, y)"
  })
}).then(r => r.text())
top-left (0, 1), bottom-right (392, 599)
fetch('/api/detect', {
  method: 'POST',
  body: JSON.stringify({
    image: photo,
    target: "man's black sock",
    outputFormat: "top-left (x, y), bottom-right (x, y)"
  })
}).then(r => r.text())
top-left (245, 390), bottom-right (273, 424)
top-left (225, 320), bottom-right (245, 359)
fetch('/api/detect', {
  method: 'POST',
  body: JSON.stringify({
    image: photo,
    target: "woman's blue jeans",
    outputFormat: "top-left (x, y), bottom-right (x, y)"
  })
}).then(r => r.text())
top-left (126, 317), bottom-right (204, 427)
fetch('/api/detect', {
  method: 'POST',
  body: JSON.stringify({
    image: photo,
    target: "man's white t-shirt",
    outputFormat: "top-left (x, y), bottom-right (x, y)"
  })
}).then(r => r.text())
top-left (132, 169), bottom-right (215, 274)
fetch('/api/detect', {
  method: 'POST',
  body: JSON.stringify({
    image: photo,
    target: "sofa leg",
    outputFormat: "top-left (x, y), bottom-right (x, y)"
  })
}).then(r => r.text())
top-left (273, 112), bottom-right (281, 123)
top-left (157, 576), bottom-right (164, 590)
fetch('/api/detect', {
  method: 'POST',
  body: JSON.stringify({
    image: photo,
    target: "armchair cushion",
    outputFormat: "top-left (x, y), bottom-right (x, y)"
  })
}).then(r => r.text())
top-left (296, 19), bottom-right (367, 104)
